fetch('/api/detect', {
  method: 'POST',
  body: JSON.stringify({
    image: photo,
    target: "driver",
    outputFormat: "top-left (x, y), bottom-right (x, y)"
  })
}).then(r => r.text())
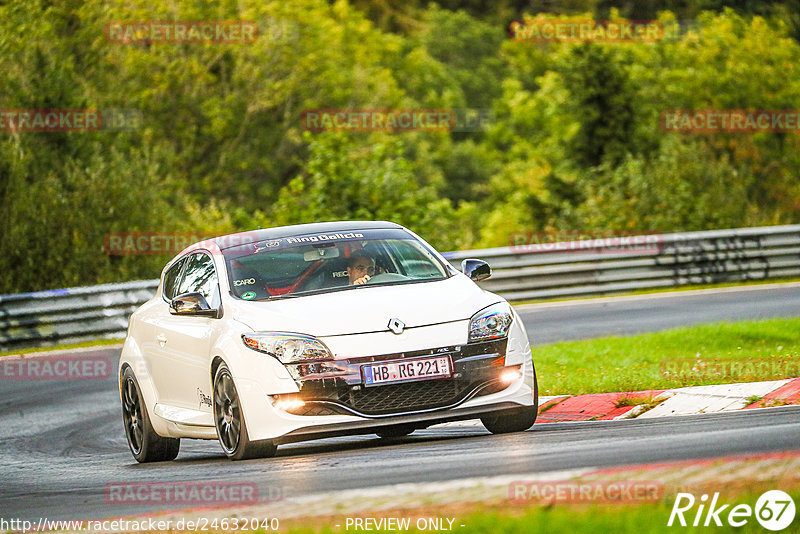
top-left (347, 250), bottom-right (376, 286)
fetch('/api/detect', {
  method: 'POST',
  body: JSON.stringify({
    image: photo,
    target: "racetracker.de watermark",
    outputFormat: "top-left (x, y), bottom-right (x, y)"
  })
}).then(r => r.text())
top-left (660, 357), bottom-right (800, 381)
top-left (509, 19), bottom-right (664, 42)
top-left (104, 232), bottom-right (207, 255)
top-left (300, 108), bottom-right (494, 132)
top-left (1, 354), bottom-right (112, 380)
top-left (103, 230), bottom-right (279, 255)
top-left (509, 230), bottom-right (664, 255)
top-left (660, 110), bottom-right (800, 133)
top-left (104, 21), bottom-right (258, 44)
top-left (0, 108), bottom-right (142, 132)
top-left (509, 480), bottom-right (664, 503)
top-left (104, 481), bottom-right (276, 506)
top-left (0, 517), bottom-right (280, 533)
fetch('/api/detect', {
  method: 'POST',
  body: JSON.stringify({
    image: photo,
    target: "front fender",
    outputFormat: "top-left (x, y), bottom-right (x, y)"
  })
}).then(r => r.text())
top-left (504, 305), bottom-right (532, 366)
top-left (117, 334), bottom-right (174, 437)
top-left (210, 323), bottom-right (300, 438)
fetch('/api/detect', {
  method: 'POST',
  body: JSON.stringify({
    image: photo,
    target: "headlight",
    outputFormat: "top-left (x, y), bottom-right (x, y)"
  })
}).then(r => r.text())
top-left (242, 333), bottom-right (333, 364)
top-left (469, 302), bottom-right (513, 342)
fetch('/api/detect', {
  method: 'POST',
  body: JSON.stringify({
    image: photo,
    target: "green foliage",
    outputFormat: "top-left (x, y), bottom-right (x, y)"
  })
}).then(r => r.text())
top-left (1, 1), bottom-right (800, 293)
top-left (414, 6), bottom-right (507, 109)
top-left (270, 133), bottom-right (476, 251)
top-left (576, 137), bottom-right (755, 231)
top-left (559, 43), bottom-right (636, 168)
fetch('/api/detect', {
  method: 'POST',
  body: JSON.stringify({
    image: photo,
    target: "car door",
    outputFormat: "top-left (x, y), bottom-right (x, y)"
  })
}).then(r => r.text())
top-left (152, 251), bottom-right (220, 411)
top-left (141, 255), bottom-right (187, 404)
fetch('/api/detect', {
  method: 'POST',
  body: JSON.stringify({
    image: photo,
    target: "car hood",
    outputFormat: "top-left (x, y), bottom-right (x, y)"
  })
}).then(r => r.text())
top-left (228, 274), bottom-right (501, 337)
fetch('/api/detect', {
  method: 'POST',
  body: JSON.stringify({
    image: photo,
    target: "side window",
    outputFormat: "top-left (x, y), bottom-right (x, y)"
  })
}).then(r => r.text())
top-left (177, 253), bottom-right (220, 307)
top-left (163, 256), bottom-right (188, 301)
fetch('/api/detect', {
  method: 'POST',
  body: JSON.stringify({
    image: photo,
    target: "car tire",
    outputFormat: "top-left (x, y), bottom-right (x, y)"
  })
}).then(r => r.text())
top-left (481, 366), bottom-right (539, 434)
top-left (375, 424), bottom-right (416, 439)
top-left (213, 363), bottom-right (277, 461)
top-left (121, 367), bottom-right (180, 463)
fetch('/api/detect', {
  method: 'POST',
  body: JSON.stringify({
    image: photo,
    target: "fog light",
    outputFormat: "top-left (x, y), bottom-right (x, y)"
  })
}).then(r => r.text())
top-left (500, 369), bottom-right (522, 384)
top-left (272, 397), bottom-right (306, 411)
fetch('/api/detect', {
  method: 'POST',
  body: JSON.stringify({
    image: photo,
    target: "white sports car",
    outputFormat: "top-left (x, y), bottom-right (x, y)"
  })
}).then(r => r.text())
top-left (119, 221), bottom-right (538, 461)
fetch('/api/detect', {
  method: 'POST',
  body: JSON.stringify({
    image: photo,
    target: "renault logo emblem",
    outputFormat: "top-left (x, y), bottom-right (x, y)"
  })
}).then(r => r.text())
top-left (388, 318), bottom-right (405, 335)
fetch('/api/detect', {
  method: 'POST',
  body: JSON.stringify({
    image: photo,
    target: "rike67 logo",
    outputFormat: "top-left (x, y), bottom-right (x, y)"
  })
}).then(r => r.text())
top-left (668, 490), bottom-right (796, 531)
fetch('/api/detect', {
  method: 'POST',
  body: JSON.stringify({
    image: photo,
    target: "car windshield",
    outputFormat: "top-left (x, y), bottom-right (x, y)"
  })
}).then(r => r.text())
top-left (221, 228), bottom-right (450, 300)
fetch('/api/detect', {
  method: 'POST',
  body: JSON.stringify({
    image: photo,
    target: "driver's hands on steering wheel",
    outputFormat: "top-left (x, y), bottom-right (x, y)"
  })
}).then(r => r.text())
top-left (353, 274), bottom-right (371, 285)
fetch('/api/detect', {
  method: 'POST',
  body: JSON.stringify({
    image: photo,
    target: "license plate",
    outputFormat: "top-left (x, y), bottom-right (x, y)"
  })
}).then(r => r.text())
top-left (362, 356), bottom-right (452, 387)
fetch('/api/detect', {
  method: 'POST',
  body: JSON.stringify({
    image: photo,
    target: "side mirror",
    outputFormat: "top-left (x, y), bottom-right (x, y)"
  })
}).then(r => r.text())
top-left (170, 292), bottom-right (219, 318)
top-left (461, 259), bottom-right (492, 282)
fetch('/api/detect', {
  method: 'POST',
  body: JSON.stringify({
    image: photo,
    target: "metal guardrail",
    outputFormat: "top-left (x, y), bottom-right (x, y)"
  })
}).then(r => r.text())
top-left (442, 224), bottom-right (800, 301)
top-left (2, 225), bottom-right (799, 351)
top-left (0, 280), bottom-right (158, 351)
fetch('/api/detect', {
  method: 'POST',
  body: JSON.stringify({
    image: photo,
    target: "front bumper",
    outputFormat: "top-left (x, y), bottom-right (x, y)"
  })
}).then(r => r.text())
top-left (239, 337), bottom-right (536, 442)
top-left (277, 339), bottom-right (511, 417)
top-left (272, 401), bottom-right (526, 445)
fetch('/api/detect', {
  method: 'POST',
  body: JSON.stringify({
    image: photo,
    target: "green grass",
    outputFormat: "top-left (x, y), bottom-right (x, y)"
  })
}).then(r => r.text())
top-left (439, 500), bottom-right (793, 534)
top-left (533, 317), bottom-right (800, 395)
top-left (279, 489), bottom-right (800, 533)
top-left (613, 394), bottom-right (658, 408)
top-left (745, 395), bottom-right (763, 405)
top-left (0, 337), bottom-right (123, 356)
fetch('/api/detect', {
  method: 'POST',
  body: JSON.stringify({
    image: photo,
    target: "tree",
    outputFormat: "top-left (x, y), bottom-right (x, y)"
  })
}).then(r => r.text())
top-left (559, 42), bottom-right (636, 168)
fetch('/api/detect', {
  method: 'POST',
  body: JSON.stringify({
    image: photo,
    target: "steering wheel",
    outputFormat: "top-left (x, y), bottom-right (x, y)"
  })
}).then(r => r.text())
top-left (366, 273), bottom-right (409, 284)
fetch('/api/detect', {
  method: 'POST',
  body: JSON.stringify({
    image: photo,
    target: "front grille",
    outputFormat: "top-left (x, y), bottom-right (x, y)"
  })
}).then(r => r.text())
top-left (346, 379), bottom-right (469, 415)
top-left (282, 338), bottom-right (510, 417)
top-left (288, 403), bottom-right (343, 416)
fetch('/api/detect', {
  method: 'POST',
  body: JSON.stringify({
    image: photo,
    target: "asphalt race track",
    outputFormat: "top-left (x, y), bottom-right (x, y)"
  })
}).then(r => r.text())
top-left (516, 283), bottom-right (800, 345)
top-left (2, 284), bottom-right (800, 521)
